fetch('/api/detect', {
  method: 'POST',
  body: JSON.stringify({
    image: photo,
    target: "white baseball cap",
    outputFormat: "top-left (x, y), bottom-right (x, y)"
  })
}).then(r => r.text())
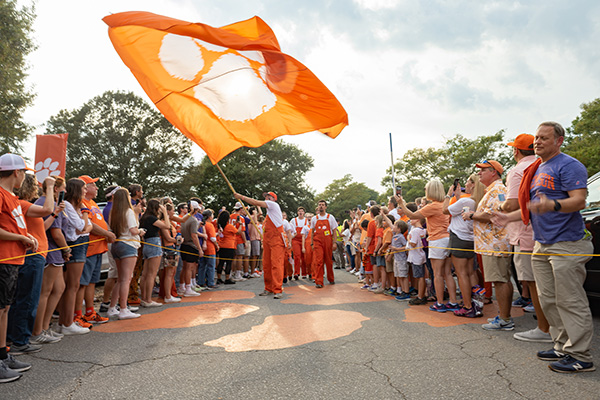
top-left (0, 154), bottom-right (34, 171)
top-left (189, 200), bottom-right (200, 210)
top-left (233, 202), bottom-right (243, 210)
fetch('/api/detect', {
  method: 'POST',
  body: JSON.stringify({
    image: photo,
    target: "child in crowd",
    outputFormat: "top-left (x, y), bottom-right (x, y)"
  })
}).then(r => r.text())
top-left (372, 215), bottom-right (387, 293)
top-left (359, 219), bottom-right (373, 289)
top-left (406, 216), bottom-right (428, 305)
top-left (390, 220), bottom-right (410, 300)
top-left (381, 214), bottom-right (395, 295)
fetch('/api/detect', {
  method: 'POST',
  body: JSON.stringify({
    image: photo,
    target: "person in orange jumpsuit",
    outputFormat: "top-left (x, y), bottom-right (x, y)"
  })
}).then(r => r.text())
top-left (234, 191), bottom-right (285, 299)
top-left (290, 207), bottom-right (309, 279)
top-left (310, 200), bottom-right (338, 288)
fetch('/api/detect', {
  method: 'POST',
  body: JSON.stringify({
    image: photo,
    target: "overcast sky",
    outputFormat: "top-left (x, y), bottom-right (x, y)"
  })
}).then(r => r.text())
top-left (20, 0), bottom-right (600, 194)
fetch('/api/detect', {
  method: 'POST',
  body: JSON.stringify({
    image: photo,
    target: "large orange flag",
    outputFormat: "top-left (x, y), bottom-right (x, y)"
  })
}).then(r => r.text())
top-left (103, 12), bottom-right (348, 164)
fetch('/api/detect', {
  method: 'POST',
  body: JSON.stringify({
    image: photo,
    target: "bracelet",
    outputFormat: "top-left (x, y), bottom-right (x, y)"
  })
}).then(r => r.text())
top-left (61, 247), bottom-right (72, 254)
top-left (50, 212), bottom-right (57, 218)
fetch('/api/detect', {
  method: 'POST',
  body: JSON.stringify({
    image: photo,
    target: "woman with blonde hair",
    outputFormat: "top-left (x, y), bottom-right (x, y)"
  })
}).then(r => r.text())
top-left (398, 179), bottom-right (458, 311)
top-left (30, 177), bottom-right (68, 343)
top-left (107, 188), bottom-right (143, 319)
top-left (443, 174), bottom-right (487, 317)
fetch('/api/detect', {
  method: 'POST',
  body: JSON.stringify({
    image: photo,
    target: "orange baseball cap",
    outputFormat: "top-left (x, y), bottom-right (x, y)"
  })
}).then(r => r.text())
top-left (507, 133), bottom-right (534, 151)
top-left (262, 191), bottom-right (278, 201)
top-left (475, 160), bottom-right (503, 174)
top-left (79, 175), bottom-right (99, 184)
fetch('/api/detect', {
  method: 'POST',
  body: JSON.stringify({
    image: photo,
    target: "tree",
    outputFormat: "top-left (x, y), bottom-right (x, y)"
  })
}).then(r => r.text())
top-left (564, 98), bottom-right (600, 177)
top-left (189, 140), bottom-right (315, 214)
top-left (44, 91), bottom-right (193, 199)
top-left (381, 131), bottom-right (513, 202)
top-left (315, 174), bottom-right (379, 221)
top-left (0, 0), bottom-right (36, 154)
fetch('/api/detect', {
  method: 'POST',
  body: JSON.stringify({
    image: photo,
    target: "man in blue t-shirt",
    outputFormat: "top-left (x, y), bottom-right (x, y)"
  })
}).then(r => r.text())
top-left (527, 121), bottom-right (594, 373)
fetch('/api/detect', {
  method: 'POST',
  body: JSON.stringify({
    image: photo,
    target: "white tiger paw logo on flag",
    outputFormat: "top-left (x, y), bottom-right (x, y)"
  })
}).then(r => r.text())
top-left (35, 157), bottom-right (61, 182)
top-left (158, 34), bottom-right (276, 122)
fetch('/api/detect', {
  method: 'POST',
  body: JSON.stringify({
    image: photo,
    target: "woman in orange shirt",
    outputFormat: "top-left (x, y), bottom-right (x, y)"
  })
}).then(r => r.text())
top-left (216, 210), bottom-right (240, 285)
top-left (8, 174), bottom-right (56, 352)
top-left (398, 179), bottom-right (458, 312)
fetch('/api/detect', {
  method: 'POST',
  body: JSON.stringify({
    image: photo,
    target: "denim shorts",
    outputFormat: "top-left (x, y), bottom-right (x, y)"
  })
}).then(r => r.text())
top-left (143, 237), bottom-right (163, 260)
top-left (66, 236), bottom-right (89, 264)
top-left (81, 253), bottom-right (102, 285)
top-left (111, 241), bottom-right (138, 260)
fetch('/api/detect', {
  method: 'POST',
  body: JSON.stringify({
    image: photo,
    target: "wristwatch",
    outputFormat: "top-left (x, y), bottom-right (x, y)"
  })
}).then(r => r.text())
top-left (553, 199), bottom-right (562, 212)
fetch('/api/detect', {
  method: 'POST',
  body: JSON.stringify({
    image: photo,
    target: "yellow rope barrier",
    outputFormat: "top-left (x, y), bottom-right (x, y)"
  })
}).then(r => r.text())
top-left (2, 237), bottom-right (598, 264)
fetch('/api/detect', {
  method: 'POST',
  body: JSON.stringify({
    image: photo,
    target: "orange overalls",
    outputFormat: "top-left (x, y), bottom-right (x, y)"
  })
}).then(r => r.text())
top-left (262, 215), bottom-right (285, 294)
top-left (292, 218), bottom-right (308, 277)
top-left (312, 214), bottom-right (335, 286)
top-left (303, 229), bottom-right (314, 278)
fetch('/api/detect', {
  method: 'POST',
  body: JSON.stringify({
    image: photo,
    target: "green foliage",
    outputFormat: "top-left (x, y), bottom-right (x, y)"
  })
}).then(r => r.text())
top-left (190, 140), bottom-right (315, 214)
top-left (44, 91), bottom-right (193, 199)
top-left (315, 174), bottom-right (379, 221)
top-left (0, 0), bottom-right (36, 154)
top-left (381, 131), bottom-right (514, 201)
top-left (564, 98), bottom-right (600, 177)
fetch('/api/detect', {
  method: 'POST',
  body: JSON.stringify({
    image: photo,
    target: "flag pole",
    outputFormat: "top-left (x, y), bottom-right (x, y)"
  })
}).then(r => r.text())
top-left (389, 133), bottom-right (396, 191)
top-left (215, 162), bottom-right (263, 239)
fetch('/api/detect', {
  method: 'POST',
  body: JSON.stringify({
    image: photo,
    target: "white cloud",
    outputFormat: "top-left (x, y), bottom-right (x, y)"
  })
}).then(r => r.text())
top-left (18, 0), bottom-right (600, 197)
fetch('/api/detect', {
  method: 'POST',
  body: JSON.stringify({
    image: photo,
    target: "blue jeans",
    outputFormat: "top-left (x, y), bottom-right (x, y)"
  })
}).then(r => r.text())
top-left (346, 244), bottom-right (355, 269)
top-left (197, 255), bottom-right (216, 287)
top-left (7, 253), bottom-right (45, 346)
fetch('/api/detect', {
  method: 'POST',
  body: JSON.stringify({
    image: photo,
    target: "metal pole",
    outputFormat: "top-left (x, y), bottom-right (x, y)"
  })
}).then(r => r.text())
top-left (389, 132), bottom-right (396, 191)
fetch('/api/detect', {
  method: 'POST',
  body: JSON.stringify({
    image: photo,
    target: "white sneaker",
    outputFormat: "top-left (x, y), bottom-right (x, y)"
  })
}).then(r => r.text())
top-left (164, 297), bottom-right (182, 303)
top-left (46, 328), bottom-right (64, 339)
top-left (118, 308), bottom-right (141, 320)
top-left (140, 300), bottom-right (152, 308)
top-left (59, 323), bottom-right (90, 335)
top-left (251, 273), bottom-right (261, 278)
top-left (107, 307), bottom-right (120, 317)
top-left (148, 301), bottom-right (162, 307)
top-left (513, 327), bottom-right (552, 343)
top-left (184, 289), bottom-right (200, 297)
top-left (30, 332), bottom-right (61, 344)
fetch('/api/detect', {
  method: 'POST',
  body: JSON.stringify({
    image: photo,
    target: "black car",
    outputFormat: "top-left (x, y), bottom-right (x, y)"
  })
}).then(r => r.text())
top-left (583, 171), bottom-right (600, 314)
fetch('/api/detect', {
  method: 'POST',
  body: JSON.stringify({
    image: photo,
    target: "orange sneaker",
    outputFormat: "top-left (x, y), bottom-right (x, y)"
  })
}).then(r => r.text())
top-left (74, 315), bottom-right (93, 329)
top-left (128, 298), bottom-right (141, 306)
top-left (82, 311), bottom-right (109, 324)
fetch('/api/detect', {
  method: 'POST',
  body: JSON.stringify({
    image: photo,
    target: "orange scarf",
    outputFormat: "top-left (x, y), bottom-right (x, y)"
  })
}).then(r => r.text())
top-left (518, 158), bottom-right (542, 225)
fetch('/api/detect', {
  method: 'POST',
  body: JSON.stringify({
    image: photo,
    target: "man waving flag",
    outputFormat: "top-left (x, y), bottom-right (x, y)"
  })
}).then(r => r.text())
top-left (103, 12), bottom-right (348, 163)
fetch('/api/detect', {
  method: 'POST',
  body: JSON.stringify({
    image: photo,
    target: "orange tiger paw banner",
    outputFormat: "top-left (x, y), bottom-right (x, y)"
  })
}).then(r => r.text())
top-left (103, 12), bottom-right (348, 163)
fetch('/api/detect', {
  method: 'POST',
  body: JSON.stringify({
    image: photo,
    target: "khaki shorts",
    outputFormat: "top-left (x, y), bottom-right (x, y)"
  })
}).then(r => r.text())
top-left (385, 256), bottom-right (394, 273)
top-left (513, 245), bottom-right (534, 281)
top-left (481, 254), bottom-right (511, 283)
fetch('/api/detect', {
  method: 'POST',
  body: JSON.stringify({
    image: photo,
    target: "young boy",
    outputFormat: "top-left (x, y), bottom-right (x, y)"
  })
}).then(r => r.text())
top-left (390, 220), bottom-right (410, 300)
top-left (371, 215), bottom-right (386, 293)
top-left (381, 215), bottom-right (396, 295)
top-left (359, 219), bottom-right (373, 289)
top-left (0, 154), bottom-right (44, 383)
top-left (406, 217), bottom-right (428, 305)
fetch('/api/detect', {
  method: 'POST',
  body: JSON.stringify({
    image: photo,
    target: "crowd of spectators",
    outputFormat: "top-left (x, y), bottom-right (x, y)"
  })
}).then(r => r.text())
top-left (0, 120), bottom-right (595, 383)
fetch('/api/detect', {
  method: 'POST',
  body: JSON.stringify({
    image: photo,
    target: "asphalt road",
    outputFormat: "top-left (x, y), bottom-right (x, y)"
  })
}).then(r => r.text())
top-left (5, 270), bottom-right (599, 399)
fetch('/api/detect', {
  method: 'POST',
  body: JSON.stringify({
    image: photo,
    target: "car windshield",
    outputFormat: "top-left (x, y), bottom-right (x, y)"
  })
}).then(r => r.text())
top-left (585, 172), bottom-right (600, 211)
